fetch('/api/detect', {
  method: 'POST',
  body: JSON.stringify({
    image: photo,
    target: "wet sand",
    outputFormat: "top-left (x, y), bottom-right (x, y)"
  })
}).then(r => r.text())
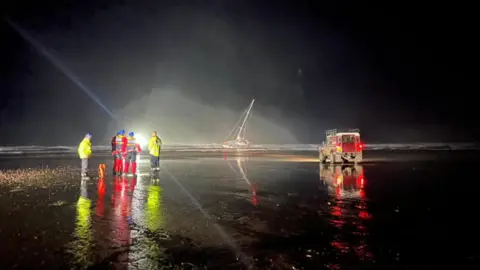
top-left (0, 150), bottom-right (479, 269)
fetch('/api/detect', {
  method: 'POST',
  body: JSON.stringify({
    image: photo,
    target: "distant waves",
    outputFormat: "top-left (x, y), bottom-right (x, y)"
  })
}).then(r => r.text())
top-left (0, 143), bottom-right (478, 155)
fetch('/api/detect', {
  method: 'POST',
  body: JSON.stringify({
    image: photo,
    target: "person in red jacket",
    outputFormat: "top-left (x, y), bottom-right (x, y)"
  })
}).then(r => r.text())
top-left (124, 131), bottom-right (142, 176)
top-left (113, 129), bottom-right (128, 175)
top-left (111, 132), bottom-right (119, 175)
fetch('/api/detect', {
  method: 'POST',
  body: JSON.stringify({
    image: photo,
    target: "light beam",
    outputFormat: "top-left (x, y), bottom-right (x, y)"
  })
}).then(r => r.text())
top-left (5, 18), bottom-right (118, 122)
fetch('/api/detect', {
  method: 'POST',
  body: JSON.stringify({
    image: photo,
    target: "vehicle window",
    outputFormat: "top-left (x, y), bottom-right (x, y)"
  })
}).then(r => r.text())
top-left (342, 135), bottom-right (354, 144)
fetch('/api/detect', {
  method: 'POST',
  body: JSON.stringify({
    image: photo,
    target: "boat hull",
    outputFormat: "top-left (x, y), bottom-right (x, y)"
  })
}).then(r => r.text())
top-left (222, 139), bottom-right (252, 149)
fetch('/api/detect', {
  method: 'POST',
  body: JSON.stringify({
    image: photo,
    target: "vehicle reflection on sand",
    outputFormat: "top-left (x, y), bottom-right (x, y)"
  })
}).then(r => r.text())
top-left (320, 164), bottom-right (365, 199)
top-left (319, 164), bottom-right (373, 262)
top-left (224, 152), bottom-right (258, 207)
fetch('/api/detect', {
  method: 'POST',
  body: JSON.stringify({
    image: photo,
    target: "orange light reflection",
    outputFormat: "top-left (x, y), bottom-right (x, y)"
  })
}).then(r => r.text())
top-left (96, 177), bottom-right (105, 218)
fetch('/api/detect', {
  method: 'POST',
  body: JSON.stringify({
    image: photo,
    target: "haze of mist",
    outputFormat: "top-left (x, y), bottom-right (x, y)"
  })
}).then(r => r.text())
top-left (106, 89), bottom-right (299, 144)
top-left (1, 2), bottom-right (477, 145)
top-left (1, 5), bottom-right (315, 146)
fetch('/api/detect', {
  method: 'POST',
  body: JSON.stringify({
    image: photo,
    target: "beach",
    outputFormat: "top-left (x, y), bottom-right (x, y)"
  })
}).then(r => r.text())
top-left (0, 149), bottom-right (478, 269)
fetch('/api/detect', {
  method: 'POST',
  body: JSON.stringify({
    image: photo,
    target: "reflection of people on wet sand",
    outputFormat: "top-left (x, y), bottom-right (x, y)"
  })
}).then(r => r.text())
top-left (146, 184), bottom-right (165, 232)
top-left (67, 180), bottom-right (94, 267)
top-left (110, 176), bottom-right (136, 266)
top-left (125, 176), bottom-right (165, 269)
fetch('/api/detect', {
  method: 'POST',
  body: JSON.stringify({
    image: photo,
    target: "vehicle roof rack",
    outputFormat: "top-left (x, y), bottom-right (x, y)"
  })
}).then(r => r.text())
top-left (326, 128), bottom-right (360, 136)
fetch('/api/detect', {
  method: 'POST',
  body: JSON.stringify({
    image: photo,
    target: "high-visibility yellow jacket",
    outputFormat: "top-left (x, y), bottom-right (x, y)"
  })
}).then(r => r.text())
top-left (148, 136), bottom-right (162, 157)
top-left (78, 138), bottom-right (92, 159)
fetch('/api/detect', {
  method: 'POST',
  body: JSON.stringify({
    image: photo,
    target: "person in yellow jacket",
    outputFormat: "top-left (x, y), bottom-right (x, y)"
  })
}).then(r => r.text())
top-left (78, 133), bottom-right (92, 178)
top-left (148, 131), bottom-right (162, 171)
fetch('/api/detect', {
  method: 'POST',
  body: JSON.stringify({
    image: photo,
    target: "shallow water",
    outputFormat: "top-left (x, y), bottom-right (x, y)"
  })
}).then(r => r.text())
top-left (0, 150), bottom-right (479, 269)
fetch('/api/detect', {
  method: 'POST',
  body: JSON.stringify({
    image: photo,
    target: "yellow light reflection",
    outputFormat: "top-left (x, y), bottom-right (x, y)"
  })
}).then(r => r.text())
top-left (70, 186), bottom-right (93, 266)
top-left (146, 183), bottom-right (165, 232)
top-left (266, 154), bottom-right (319, 162)
top-left (127, 176), bottom-right (165, 269)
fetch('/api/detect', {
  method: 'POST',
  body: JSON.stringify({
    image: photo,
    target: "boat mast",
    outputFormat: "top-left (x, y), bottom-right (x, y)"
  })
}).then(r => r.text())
top-left (236, 99), bottom-right (255, 140)
top-left (224, 106), bottom-right (248, 141)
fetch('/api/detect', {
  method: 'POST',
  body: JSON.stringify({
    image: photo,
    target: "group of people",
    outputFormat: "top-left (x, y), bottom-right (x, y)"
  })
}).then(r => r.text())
top-left (77, 130), bottom-right (162, 179)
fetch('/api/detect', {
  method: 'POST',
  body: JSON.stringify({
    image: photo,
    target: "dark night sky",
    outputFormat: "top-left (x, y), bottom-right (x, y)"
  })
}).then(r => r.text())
top-left (1, 1), bottom-right (477, 145)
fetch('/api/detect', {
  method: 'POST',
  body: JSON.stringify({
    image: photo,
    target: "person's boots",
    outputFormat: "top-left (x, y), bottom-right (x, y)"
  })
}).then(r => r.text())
top-left (114, 159), bottom-right (121, 175)
top-left (132, 162), bottom-right (137, 175)
top-left (149, 166), bottom-right (157, 176)
top-left (124, 162), bottom-right (130, 176)
top-left (118, 160), bottom-right (124, 175)
top-left (112, 162), bottom-right (117, 175)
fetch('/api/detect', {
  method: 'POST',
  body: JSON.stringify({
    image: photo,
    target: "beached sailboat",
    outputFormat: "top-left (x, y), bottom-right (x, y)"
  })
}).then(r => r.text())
top-left (223, 99), bottom-right (255, 149)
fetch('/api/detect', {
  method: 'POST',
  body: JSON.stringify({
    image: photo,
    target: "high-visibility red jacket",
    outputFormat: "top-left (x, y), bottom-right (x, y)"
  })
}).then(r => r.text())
top-left (126, 136), bottom-right (142, 153)
top-left (113, 135), bottom-right (128, 154)
top-left (111, 136), bottom-right (116, 153)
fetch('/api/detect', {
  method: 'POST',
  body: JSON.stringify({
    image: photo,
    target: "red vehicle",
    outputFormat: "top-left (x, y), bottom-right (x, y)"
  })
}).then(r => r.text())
top-left (319, 129), bottom-right (364, 164)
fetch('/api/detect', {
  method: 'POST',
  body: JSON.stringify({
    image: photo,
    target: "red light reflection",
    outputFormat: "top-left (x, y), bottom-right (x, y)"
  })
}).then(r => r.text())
top-left (252, 185), bottom-right (258, 207)
top-left (111, 176), bottom-right (136, 264)
top-left (96, 177), bottom-right (105, 217)
top-left (320, 164), bottom-right (374, 259)
top-left (320, 165), bottom-right (366, 198)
